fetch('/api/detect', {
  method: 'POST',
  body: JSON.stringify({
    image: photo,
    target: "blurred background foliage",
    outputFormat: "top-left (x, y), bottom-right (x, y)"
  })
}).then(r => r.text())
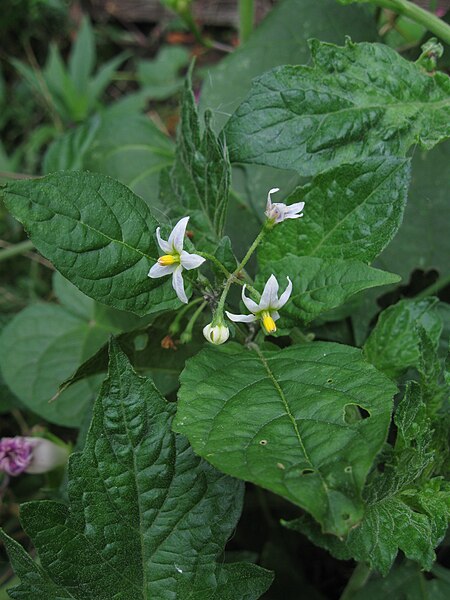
top-left (0, 1), bottom-right (449, 598)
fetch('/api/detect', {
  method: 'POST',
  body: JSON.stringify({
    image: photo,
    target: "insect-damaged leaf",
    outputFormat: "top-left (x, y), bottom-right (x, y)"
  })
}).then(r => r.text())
top-left (174, 342), bottom-right (396, 537)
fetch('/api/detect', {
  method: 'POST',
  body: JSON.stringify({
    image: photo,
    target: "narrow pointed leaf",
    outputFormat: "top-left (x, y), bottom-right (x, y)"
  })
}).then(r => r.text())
top-left (1, 341), bottom-right (273, 599)
top-left (174, 342), bottom-right (396, 536)
top-left (225, 39), bottom-right (450, 175)
top-left (1, 171), bottom-right (184, 315)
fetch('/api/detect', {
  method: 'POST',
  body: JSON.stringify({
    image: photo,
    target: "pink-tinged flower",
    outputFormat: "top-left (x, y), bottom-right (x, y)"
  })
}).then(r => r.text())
top-left (265, 188), bottom-right (305, 224)
top-left (0, 437), bottom-right (69, 477)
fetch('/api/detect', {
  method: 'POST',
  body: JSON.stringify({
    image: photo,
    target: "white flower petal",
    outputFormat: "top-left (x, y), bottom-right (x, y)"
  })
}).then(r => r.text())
top-left (225, 311), bottom-right (257, 323)
top-left (285, 201), bottom-right (305, 216)
top-left (168, 216), bottom-right (189, 253)
top-left (148, 262), bottom-right (177, 278)
top-left (156, 227), bottom-right (171, 253)
top-left (259, 274), bottom-right (279, 310)
top-left (271, 310), bottom-right (280, 321)
top-left (180, 250), bottom-right (206, 270)
top-left (266, 187), bottom-right (280, 210)
top-left (241, 285), bottom-right (259, 313)
top-left (276, 276), bottom-right (293, 309)
top-left (172, 265), bottom-right (188, 303)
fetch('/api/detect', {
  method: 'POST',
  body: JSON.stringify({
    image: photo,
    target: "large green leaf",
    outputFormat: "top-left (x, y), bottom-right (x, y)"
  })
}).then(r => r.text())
top-left (174, 342), bottom-right (396, 536)
top-left (0, 341), bottom-right (273, 599)
top-left (364, 298), bottom-right (443, 379)
top-left (160, 74), bottom-right (230, 248)
top-left (259, 158), bottom-right (410, 265)
top-left (257, 255), bottom-right (400, 324)
top-left (286, 383), bottom-right (450, 575)
top-left (200, 0), bottom-right (378, 133)
top-left (376, 141), bottom-right (450, 279)
top-left (0, 303), bottom-right (104, 426)
top-left (44, 106), bottom-right (175, 204)
top-left (1, 171), bottom-right (184, 315)
top-left (225, 39), bottom-right (450, 175)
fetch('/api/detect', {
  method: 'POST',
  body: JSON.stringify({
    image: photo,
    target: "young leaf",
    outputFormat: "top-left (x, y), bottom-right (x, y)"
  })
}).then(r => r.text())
top-left (259, 158), bottom-right (410, 265)
top-left (174, 342), bottom-right (396, 537)
top-left (160, 72), bottom-right (230, 247)
top-left (1, 171), bottom-right (183, 315)
top-left (225, 39), bottom-right (450, 175)
top-left (1, 340), bottom-right (273, 599)
top-left (68, 16), bottom-right (95, 94)
top-left (364, 298), bottom-right (442, 379)
top-left (257, 255), bottom-right (400, 324)
top-left (137, 45), bottom-right (190, 100)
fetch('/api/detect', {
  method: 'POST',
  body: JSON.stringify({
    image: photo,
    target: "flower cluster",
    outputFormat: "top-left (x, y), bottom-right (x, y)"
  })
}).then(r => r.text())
top-left (147, 187), bottom-right (301, 344)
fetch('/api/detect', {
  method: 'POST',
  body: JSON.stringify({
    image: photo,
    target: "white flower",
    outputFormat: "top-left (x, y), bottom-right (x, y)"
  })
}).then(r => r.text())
top-left (148, 216), bottom-right (205, 304)
top-left (265, 188), bottom-right (305, 224)
top-left (203, 322), bottom-right (230, 345)
top-left (226, 274), bottom-right (292, 335)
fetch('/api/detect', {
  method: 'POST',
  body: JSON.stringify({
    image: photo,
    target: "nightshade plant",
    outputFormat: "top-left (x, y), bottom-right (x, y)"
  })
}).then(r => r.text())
top-left (1, 32), bottom-right (449, 599)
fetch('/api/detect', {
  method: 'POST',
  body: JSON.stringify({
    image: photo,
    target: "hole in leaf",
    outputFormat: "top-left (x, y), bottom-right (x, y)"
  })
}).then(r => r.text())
top-left (342, 513), bottom-right (350, 521)
top-left (326, 378), bottom-right (333, 384)
top-left (259, 439), bottom-right (268, 446)
top-left (301, 468), bottom-right (315, 475)
top-left (343, 404), bottom-right (371, 424)
top-left (344, 466), bottom-right (352, 474)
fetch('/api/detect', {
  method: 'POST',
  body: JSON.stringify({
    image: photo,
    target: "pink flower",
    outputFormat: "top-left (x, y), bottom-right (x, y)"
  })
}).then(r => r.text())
top-left (0, 437), bottom-right (68, 477)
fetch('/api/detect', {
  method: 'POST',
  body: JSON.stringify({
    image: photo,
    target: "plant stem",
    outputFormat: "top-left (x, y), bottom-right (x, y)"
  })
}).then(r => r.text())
top-left (369, 0), bottom-right (450, 45)
top-left (340, 562), bottom-right (371, 600)
top-left (239, 0), bottom-right (254, 44)
top-left (169, 297), bottom-right (203, 334)
top-left (0, 240), bottom-right (34, 262)
top-left (236, 226), bottom-right (267, 274)
top-left (414, 272), bottom-right (450, 300)
top-left (180, 300), bottom-right (207, 342)
top-left (197, 251), bottom-right (232, 278)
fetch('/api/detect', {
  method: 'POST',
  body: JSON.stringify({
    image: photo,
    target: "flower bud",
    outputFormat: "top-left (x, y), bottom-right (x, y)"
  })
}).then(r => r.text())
top-left (0, 436), bottom-right (69, 476)
top-left (203, 323), bottom-right (230, 345)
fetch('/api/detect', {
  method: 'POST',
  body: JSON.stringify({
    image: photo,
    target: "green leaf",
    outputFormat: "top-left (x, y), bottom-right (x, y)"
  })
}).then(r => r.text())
top-left (68, 16), bottom-right (95, 94)
top-left (200, 0), bottom-right (378, 133)
top-left (225, 39), bottom-right (450, 175)
top-left (137, 45), bottom-right (190, 100)
top-left (1, 341), bottom-right (273, 599)
top-left (160, 73), bottom-right (230, 247)
top-left (351, 561), bottom-right (450, 600)
top-left (286, 382), bottom-right (449, 575)
top-left (0, 302), bottom-right (105, 425)
top-left (174, 342), bottom-right (396, 536)
top-left (259, 158), bottom-right (410, 265)
top-left (87, 106), bottom-right (175, 203)
top-left (43, 116), bottom-right (101, 173)
top-left (364, 298), bottom-right (442, 379)
top-left (257, 255), bottom-right (400, 324)
top-left (376, 141), bottom-right (450, 279)
top-left (1, 171), bottom-right (184, 315)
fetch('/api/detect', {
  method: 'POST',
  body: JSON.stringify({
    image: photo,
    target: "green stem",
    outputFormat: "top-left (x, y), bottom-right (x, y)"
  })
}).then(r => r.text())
top-left (236, 225), bottom-right (267, 274)
top-left (169, 297), bottom-right (203, 334)
top-left (197, 251), bottom-right (232, 279)
top-left (0, 240), bottom-right (34, 262)
top-left (414, 272), bottom-right (450, 300)
top-left (339, 562), bottom-right (371, 600)
top-left (180, 300), bottom-right (207, 343)
top-left (369, 0), bottom-right (450, 45)
top-left (239, 0), bottom-right (254, 44)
